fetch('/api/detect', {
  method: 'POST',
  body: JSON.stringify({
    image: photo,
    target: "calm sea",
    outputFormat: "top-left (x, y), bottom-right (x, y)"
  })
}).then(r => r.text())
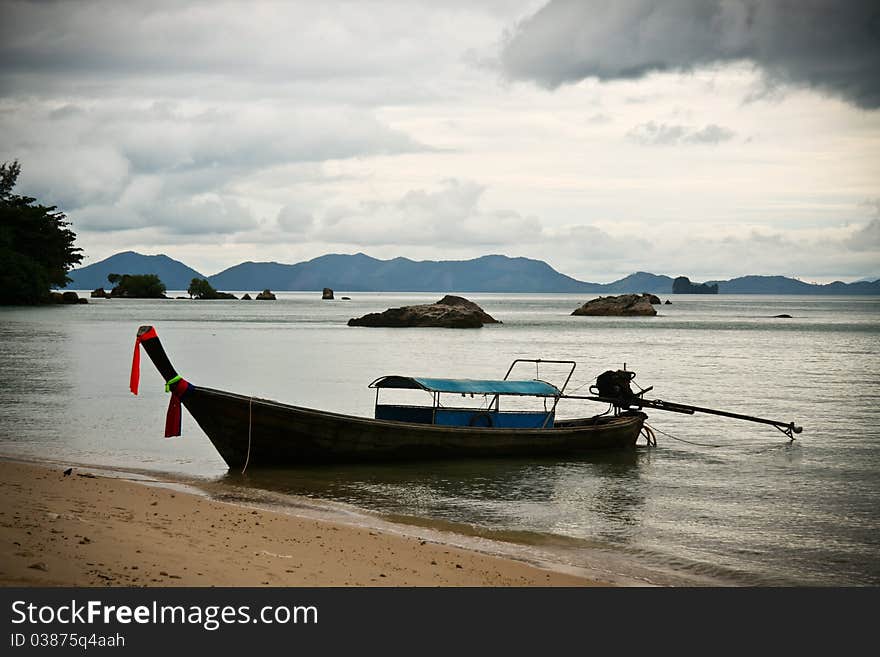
top-left (1, 292), bottom-right (878, 586)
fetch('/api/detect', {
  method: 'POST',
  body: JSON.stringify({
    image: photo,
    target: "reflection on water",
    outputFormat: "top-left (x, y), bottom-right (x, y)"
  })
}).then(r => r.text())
top-left (223, 449), bottom-right (645, 535)
top-left (1, 293), bottom-right (879, 585)
top-left (0, 319), bottom-right (71, 446)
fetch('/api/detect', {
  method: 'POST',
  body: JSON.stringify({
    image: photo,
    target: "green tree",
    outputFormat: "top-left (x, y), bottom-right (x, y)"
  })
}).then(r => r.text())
top-left (0, 160), bottom-right (83, 304)
top-left (187, 277), bottom-right (216, 299)
top-left (111, 274), bottom-right (167, 298)
top-left (186, 277), bottom-right (236, 300)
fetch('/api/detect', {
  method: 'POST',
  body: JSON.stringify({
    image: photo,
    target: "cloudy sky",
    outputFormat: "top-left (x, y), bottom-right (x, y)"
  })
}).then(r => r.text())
top-left (2, 0), bottom-right (878, 282)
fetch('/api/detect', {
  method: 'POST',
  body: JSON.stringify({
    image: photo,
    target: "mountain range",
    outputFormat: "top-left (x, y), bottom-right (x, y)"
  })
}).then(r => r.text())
top-left (66, 251), bottom-right (880, 295)
top-left (68, 251), bottom-right (207, 290)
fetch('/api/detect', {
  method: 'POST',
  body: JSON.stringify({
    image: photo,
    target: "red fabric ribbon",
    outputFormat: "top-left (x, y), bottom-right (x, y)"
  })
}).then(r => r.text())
top-left (130, 327), bottom-right (158, 395)
top-left (165, 379), bottom-right (190, 438)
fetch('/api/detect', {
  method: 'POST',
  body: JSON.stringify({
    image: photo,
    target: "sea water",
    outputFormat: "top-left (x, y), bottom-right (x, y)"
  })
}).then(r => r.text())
top-left (1, 292), bottom-right (878, 585)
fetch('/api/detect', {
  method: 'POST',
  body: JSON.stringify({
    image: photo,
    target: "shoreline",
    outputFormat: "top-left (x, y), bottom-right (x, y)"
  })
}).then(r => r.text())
top-left (0, 457), bottom-right (622, 587)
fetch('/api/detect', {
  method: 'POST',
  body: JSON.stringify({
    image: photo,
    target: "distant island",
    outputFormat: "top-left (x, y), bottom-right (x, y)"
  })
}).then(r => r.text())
top-left (65, 251), bottom-right (880, 295)
top-left (672, 276), bottom-right (718, 294)
top-left (104, 273), bottom-right (167, 298)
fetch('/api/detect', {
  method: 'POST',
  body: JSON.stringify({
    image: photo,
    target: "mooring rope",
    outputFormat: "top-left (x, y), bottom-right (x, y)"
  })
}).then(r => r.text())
top-left (241, 396), bottom-right (253, 474)
top-left (644, 422), bottom-right (728, 448)
top-left (564, 370), bottom-right (606, 395)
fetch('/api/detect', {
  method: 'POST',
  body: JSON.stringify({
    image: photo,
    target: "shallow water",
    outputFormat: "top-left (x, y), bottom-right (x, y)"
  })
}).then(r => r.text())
top-left (1, 292), bottom-right (878, 585)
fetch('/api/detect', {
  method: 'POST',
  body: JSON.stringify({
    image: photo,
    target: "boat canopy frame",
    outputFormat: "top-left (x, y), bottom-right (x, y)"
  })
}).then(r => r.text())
top-left (369, 359), bottom-right (577, 428)
top-left (368, 376), bottom-right (562, 397)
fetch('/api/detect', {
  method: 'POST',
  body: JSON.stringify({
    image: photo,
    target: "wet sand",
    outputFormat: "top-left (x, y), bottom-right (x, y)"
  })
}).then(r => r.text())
top-left (0, 459), bottom-right (604, 587)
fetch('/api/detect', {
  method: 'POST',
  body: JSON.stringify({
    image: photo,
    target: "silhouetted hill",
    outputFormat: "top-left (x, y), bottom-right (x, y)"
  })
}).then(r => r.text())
top-left (710, 275), bottom-right (880, 295)
top-left (602, 271), bottom-right (674, 293)
top-left (209, 253), bottom-right (606, 293)
top-left (211, 258), bottom-right (880, 294)
top-left (66, 251), bottom-right (206, 290)
top-left (67, 251), bottom-right (880, 294)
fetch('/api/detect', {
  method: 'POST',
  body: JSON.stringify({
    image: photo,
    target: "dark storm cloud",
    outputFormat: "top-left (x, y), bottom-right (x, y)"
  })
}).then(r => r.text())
top-left (0, 0), bottom-right (476, 101)
top-left (501, 0), bottom-right (880, 109)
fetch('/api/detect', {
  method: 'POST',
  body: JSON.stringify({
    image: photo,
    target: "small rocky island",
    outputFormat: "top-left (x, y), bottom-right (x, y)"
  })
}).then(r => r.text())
top-left (51, 291), bottom-right (88, 304)
top-left (187, 278), bottom-right (236, 299)
top-left (673, 276), bottom-right (718, 294)
top-left (571, 294), bottom-right (658, 316)
top-left (348, 295), bottom-right (500, 328)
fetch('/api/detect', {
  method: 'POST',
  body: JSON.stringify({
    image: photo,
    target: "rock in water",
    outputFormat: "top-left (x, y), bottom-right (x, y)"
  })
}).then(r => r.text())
top-left (91, 288), bottom-right (111, 299)
top-left (435, 295), bottom-right (500, 324)
top-left (642, 293), bottom-right (661, 304)
top-left (348, 295), bottom-right (500, 328)
top-left (571, 294), bottom-right (657, 316)
top-left (255, 289), bottom-right (276, 300)
top-left (664, 300), bottom-right (672, 304)
top-left (322, 288), bottom-right (334, 300)
top-left (241, 293), bottom-right (252, 300)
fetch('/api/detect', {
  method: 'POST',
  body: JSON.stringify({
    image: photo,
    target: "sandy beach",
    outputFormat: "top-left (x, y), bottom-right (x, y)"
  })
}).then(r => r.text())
top-left (0, 459), bottom-right (603, 587)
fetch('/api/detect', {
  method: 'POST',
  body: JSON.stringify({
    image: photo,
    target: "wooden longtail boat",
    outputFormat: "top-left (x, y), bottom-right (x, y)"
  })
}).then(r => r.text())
top-left (130, 326), bottom-right (648, 468)
top-left (131, 326), bottom-right (801, 470)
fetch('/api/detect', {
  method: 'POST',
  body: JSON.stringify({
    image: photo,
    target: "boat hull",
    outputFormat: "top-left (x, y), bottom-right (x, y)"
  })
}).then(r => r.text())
top-left (183, 386), bottom-right (647, 468)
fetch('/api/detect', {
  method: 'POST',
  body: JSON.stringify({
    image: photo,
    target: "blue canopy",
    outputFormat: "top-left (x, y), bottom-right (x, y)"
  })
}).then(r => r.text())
top-left (370, 376), bottom-right (561, 397)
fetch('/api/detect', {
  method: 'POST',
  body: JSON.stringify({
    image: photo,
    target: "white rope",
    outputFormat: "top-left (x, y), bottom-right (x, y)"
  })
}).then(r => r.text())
top-left (645, 422), bottom-right (726, 448)
top-left (241, 396), bottom-right (253, 474)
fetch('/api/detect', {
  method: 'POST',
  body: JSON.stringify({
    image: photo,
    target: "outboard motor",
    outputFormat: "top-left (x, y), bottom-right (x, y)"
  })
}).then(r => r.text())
top-left (584, 367), bottom-right (802, 442)
top-left (592, 369), bottom-right (637, 403)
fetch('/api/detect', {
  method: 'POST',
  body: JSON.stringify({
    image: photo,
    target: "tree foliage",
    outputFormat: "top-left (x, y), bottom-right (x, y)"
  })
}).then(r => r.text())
top-left (109, 273), bottom-right (167, 298)
top-left (187, 277), bottom-right (235, 299)
top-left (0, 160), bottom-right (83, 304)
top-left (187, 277), bottom-right (217, 299)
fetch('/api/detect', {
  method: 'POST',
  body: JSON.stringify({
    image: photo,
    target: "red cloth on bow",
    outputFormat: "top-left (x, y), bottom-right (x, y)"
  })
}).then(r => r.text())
top-left (129, 327), bottom-right (192, 438)
top-left (164, 379), bottom-right (190, 438)
top-left (129, 327), bottom-right (158, 395)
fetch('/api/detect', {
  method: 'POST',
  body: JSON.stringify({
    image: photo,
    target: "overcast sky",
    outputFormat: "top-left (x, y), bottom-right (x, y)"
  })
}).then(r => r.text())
top-left (2, 0), bottom-right (878, 282)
